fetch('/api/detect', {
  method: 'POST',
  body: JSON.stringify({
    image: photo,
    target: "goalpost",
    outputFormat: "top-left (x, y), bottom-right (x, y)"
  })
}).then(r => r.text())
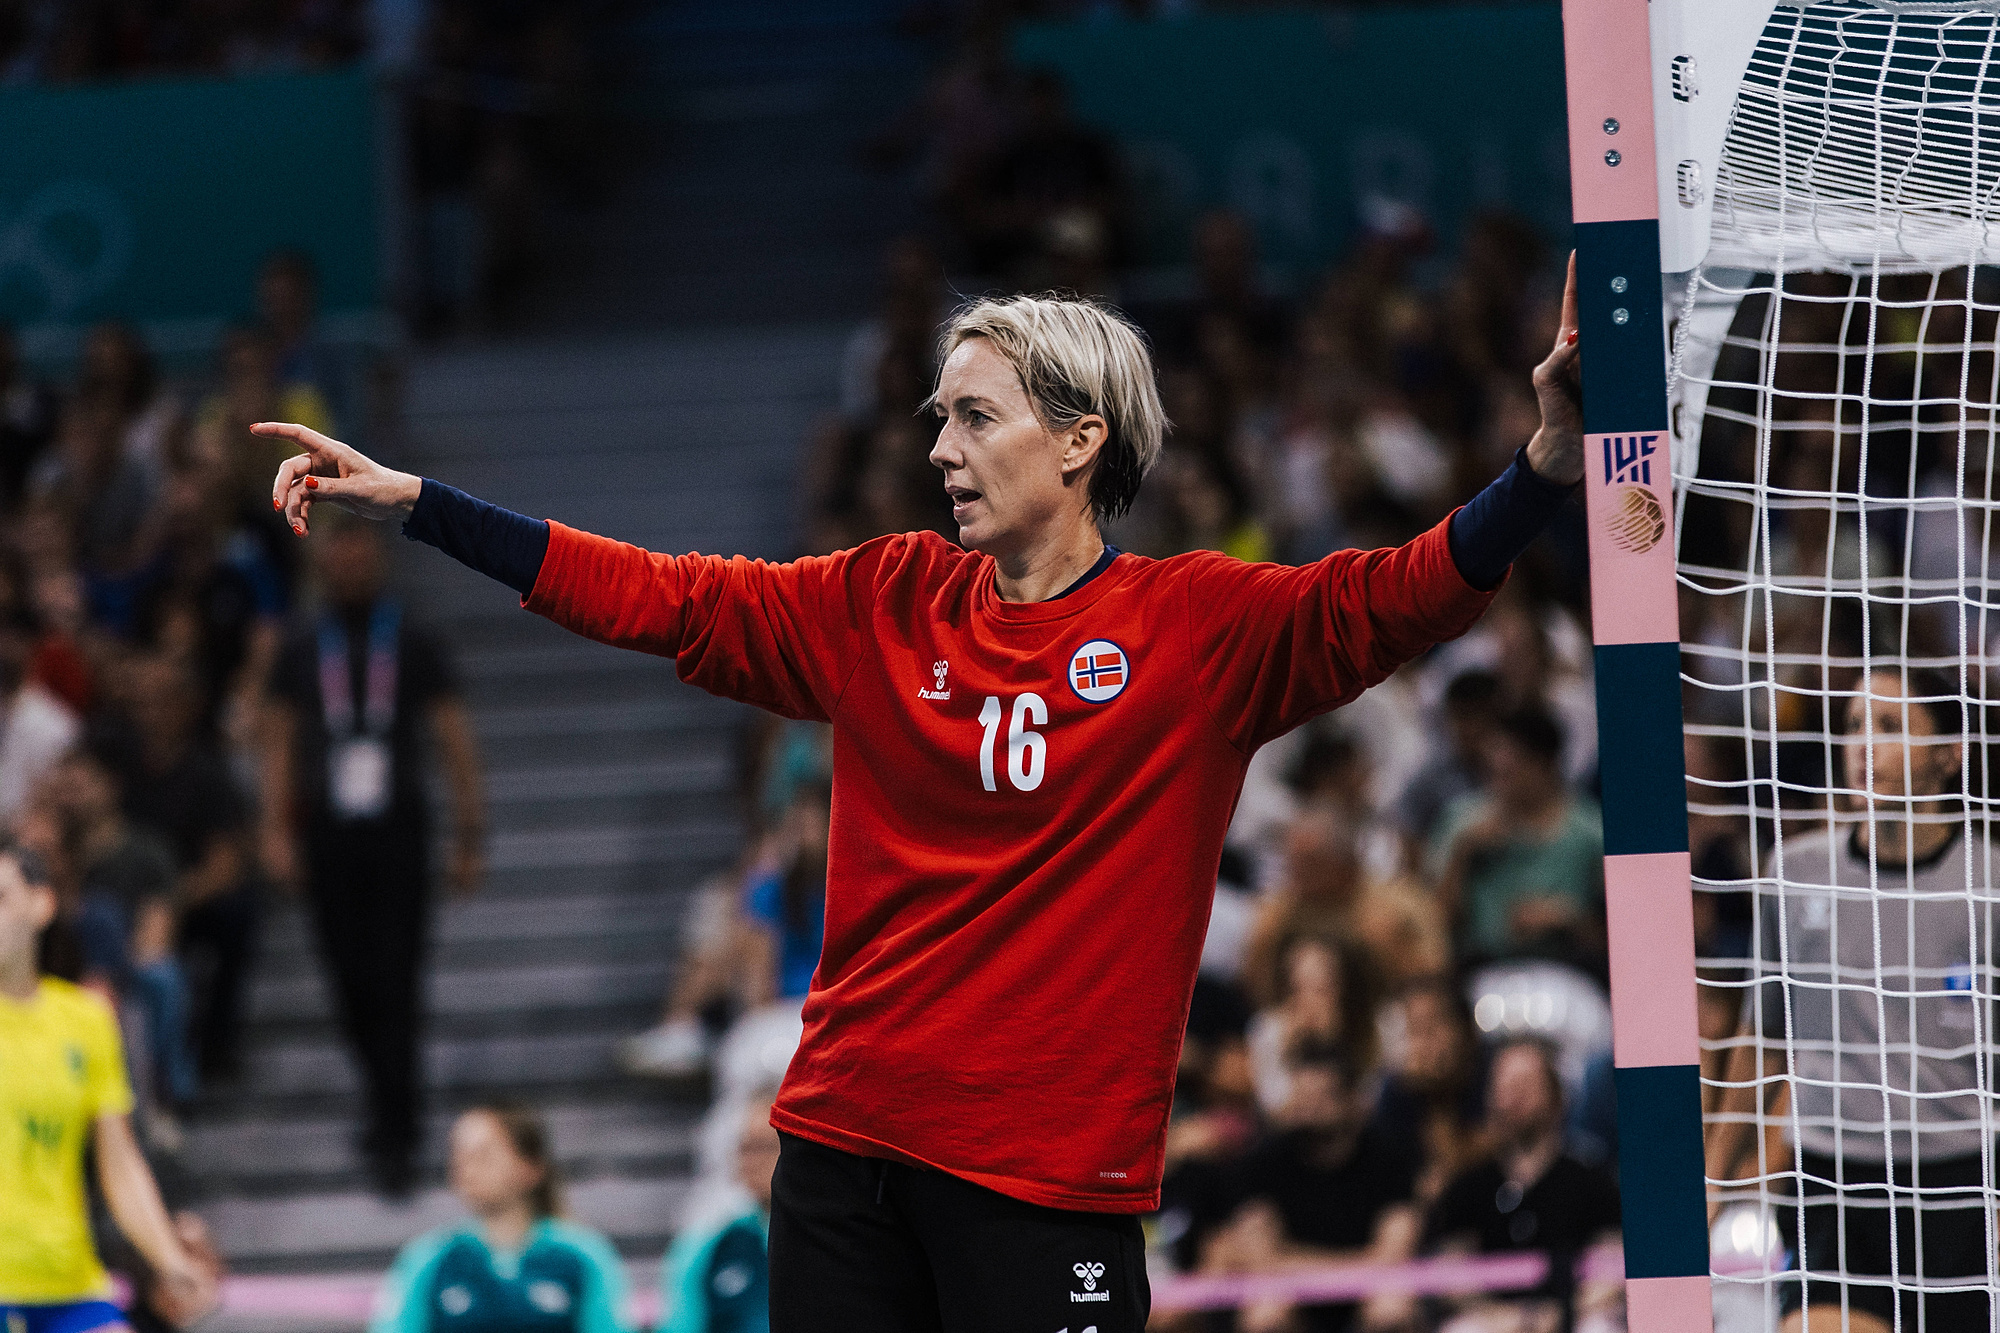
top-left (1568, 1), bottom-right (2000, 1328)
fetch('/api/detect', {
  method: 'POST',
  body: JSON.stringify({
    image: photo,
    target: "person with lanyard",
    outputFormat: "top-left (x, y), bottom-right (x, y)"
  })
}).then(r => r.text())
top-left (261, 516), bottom-right (487, 1195)
top-left (372, 1104), bottom-right (630, 1333)
top-left (263, 269), bottom-right (1585, 1329)
top-left (0, 838), bottom-right (214, 1333)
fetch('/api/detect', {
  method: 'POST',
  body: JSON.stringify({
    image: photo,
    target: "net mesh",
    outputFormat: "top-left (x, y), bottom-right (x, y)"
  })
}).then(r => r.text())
top-left (1674, 3), bottom-right (2000, 1326)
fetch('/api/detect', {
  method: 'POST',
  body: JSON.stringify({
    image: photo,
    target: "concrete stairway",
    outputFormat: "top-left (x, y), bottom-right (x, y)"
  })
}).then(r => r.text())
top-left (187, 327), bottom-right (848, 1272)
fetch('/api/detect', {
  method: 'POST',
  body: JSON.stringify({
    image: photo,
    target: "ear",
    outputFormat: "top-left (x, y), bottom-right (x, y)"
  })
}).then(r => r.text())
top-left (26, 882), bottom-right (56, 933)
top-left (1058, 414), bottom-right (1110, 483)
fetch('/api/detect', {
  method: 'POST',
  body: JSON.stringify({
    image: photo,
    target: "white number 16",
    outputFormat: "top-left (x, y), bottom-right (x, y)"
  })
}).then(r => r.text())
top-left (978, 693), bottom-right (1047, 792)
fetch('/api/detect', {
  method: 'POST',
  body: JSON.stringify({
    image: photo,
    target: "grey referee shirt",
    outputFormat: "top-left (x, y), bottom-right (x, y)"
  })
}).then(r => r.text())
top-left (1755, 823), bottom-right (2000, 1164)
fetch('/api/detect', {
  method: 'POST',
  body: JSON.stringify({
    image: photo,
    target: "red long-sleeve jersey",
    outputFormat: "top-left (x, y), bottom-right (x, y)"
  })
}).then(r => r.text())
top-left (525, 518), bottom-right (1495, 1212)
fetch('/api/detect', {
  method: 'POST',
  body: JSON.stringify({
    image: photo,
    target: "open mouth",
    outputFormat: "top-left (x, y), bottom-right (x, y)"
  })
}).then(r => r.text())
top-left (946, 485), bottom-right (983, 515)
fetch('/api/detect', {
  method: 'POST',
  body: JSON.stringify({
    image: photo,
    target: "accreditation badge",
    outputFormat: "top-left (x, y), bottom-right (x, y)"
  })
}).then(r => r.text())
top-left (329, 736), bottom-right (392, 819)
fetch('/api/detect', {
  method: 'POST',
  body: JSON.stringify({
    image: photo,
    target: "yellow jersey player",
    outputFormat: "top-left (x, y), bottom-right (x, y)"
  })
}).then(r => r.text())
top-left (0, 840), bottom-right (212, 1333)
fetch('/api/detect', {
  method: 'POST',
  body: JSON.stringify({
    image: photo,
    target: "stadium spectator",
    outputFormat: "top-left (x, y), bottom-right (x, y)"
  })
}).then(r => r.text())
top-left (195, 326), bottom-right (335, 536)
top-left (0, 833), bottom-right (214, 1331)
top-left (1201, 1041), bottom-right (1420, 1333)
top-left (834, 237), bottom-right (951, 430)
top-left (0, 544), bottom-right (94, 714)
top-left (1393, 668), bottom-right (1499, 849)
top-left (1708, 666), bottom-right (1993, 1333)
top-left (1427, 705), bottom-right (1603, 968)
top-left (262, 518), bottom-right (484, 1194)
top-left (97, 653), bottom-right (257, 1084)
top-left (140, 449), bottom-right (287, 750)
top-left (1422, 1038), bottom-right (1621, 1332)
top-left (1141, 210), bottom-right (1295, 375)
top-left (968, 66), bottom-right (1127, 289)
top-left (1157, 989), bottom-right (1259, 1274)
top-left (0, 609), bottom-right (79, 823)
top-left (1245, 932), bottom-right (1380, 1120)
top-left (623, 781), bottom-right (829, 1079)
top-left (259, 250), bottom-right (361, 444)
top-left (30, 395), bottom-right (163, 619)
top-left (660, 1095), bottom-right (779, 1333)
top-left (1244, 804), bottom-right (1443, 998)
top-left (372, 1104), bottom-right (630, 1333)
top-left (77, 321), bottom-right (181, 472)
top-left (49, 748), bottom-right (196, 1125)
top-left (0, 322), bottom-right (59, 510)
top-left (1370, 977), bottom-right (1487, 1206)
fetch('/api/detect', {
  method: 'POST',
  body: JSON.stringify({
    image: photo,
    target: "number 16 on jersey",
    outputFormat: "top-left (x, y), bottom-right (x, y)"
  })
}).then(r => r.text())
top-left (978, 694), bottom-right (1047, 792)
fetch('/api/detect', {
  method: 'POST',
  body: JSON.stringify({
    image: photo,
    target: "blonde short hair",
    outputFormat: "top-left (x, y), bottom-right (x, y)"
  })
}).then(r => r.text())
top-left (931, 293), bottom-right (1166, 522)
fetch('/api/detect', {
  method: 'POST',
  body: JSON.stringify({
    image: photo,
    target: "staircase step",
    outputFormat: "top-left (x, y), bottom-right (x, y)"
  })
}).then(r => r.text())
top-left (203, 1172), bottom-right (690, 1271)
top-left (186, 1101), bottom-right (698, 1197)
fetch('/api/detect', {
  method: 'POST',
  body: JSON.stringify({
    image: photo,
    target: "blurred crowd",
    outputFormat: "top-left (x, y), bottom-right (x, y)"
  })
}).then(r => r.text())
top-left (0, 0), bottom-right (616, 336)
top-left (2, 236), bottom-right (490, 1221)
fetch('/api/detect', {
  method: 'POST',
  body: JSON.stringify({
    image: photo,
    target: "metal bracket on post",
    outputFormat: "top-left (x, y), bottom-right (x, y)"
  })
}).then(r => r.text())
top-left (1560, 1), bottom-right (1714, 1328)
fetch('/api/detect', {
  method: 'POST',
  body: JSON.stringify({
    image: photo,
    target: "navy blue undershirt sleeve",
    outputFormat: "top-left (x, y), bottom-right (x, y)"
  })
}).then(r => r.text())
top-left (1446, 446), bottom-right (1577, 591)
top-left (401, 479), bottom-right (551, 598)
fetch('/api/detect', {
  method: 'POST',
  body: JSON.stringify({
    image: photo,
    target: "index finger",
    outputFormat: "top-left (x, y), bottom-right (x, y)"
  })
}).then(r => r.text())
top-left (1560, 250), bottom-right (1579, 338)
top-left (251, 421), bottom-right (343, 459)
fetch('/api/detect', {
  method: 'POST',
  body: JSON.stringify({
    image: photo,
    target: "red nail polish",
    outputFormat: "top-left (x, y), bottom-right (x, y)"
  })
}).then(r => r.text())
top-left (273, 497), bottom-right (281, 509)
top-left (1565, 331), bottom-right (1578, 346)
top-left (305, 476), bottom-right (319, 490)
top-left (293, 524), bottom-right (303, 535)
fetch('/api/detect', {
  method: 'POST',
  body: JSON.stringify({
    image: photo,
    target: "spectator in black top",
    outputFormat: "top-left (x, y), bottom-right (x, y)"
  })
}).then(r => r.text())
top-left (261, 517), bottom-right (485, 1195)
top-left (972, 67), bottom-right (1127, 285)
top-left (1202, 1042), bottom-right (1420, 1333)
top-left (96, 653), bottom-right (259, 1083)
top-left (0, 322), bottom-right (59, 510)
top-left (48, 748), bottom-right (196, 1127)
top-left (1422, 1038), bottom-right (1622, 1332)
top-left (1393, 669), bottom-right (1499, 852)
top-left (1369, 976), bottom-right (1488, 1207)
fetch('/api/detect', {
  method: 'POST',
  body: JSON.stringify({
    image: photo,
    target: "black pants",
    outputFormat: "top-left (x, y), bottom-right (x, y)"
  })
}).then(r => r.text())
top-left (177, 883), bottom-right (259, 1080)
top-left (769, 1132), bottom-right (1149, 1333)
top-left (1778, 1148), bottom-right (1991, 1328)
top-left (305, 819), bottom-right (429, 1159)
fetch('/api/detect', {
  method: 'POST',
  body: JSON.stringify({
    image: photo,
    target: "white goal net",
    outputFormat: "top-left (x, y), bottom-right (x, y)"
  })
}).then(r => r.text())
top-left (1670, 2), bottom-right (2000, 1328)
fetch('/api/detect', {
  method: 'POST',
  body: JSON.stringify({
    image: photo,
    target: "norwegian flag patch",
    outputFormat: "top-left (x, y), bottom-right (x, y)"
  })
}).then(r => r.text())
top-left (1068, 639), bottom-right (1130, 703)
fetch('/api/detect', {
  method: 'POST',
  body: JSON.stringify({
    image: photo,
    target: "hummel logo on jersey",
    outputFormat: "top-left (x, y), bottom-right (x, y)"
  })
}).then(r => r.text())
top-left (1068, 640), bottom-right (1129, 704)
top-left (1071, 1261), bottom-right (1109, 1302)
top-left (919, 659), bottom-right (952, 700)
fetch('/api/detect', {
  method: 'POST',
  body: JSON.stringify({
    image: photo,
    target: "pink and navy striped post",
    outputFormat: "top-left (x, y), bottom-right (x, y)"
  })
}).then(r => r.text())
top-left (1560, 1), bottom-right (1713, 1330)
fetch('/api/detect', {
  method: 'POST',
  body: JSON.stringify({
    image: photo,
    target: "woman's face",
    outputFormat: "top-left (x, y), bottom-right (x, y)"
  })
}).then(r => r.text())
top-left (1401, 990), bottom-right (1465, 1085)
top-left (1843, 671), bottom-right (1959, 802)
top-left (927, 337), bottom-right (1104, 558)
top-left (0, 854), bottom-right (53, 976)
top-left (448, 1112), bottom-right (543, 1216)
top-left (1284, 940), bottom-right (1341, 1032)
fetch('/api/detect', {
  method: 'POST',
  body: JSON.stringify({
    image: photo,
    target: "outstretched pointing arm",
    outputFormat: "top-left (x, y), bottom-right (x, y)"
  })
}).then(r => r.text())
top-left (264, 422), bottom-right (869, 720)
top-left (263, 421), bottom-right (551, 595)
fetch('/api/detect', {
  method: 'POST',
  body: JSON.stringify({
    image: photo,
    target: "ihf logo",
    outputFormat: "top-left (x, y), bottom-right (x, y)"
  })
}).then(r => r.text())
top-left (1600, 433), bottom-right (1666, 555)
